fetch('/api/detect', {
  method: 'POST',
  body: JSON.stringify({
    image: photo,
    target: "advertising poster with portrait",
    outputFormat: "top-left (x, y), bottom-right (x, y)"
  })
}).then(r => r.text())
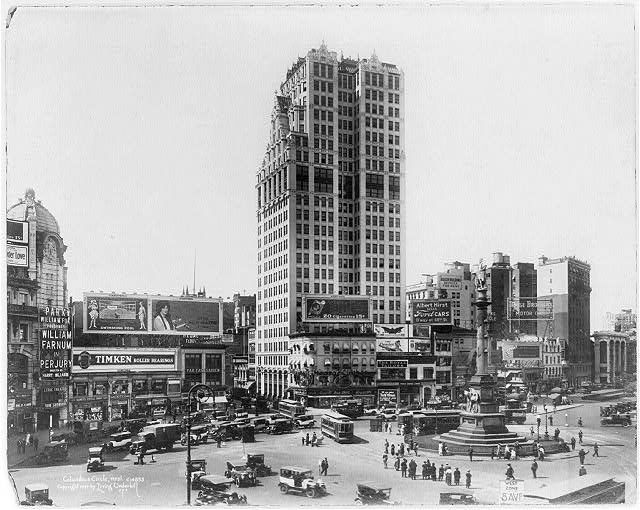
top-left (376, 337), bottom-right (408, 353)
top-left (303, 295), bottom-right (370, 322)
top-left (83, 293), bottom-right (223, 335)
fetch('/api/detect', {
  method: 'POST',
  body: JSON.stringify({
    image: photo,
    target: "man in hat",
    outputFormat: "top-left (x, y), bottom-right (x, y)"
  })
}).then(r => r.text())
top-left (505, 463), bottom-right (515, 480)
top-left (465, 470), bottom-right (472, 489)
top-left (453, 467), bottom-right (461, 486)
top-left (531, 459), bottom-right (538, 478)
top-left (579, 465), bottom-right (587, 476)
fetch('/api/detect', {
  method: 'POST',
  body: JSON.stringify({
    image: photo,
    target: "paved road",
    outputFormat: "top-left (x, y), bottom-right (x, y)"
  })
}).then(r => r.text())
top-left (7, 399), bottom-right (636, 506)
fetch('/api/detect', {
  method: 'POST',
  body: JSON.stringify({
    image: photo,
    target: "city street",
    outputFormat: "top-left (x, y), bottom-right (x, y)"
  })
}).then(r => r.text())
top-left (8, 400), bottom-right (636, 506)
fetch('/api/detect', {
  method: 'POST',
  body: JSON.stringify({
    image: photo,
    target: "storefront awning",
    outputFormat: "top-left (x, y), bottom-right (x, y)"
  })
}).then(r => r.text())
top-left (324, 359), bottom-right (331, 366)
top-left (215, 396), bottom-right (228, 404)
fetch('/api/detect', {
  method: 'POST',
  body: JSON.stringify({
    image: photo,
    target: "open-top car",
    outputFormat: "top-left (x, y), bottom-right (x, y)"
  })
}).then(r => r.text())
top-left (20, 484), bottom-right (53, 506)
top-left (188, 459), bottom-right (208, 490)
top-left (601, 414), bottom-right (632, 426)
top-left (87, 447), bottom-right (105, 472)
top-left (103, 432), bottom-right (132, 452)
top-left (225, 461), bottom-right (257, 487)
top-left (278, 466), bottom-right (326, 498)
top-left (35, 441), bottom-right (68, 465)
top-left (355, 482), bottom-right (398, 505)
top-left (245, 454), bottom-right (272, 477)
top-left (294, 414), bottom-right (315, 429)
top-left (50, 432), bottom-right (78, 446)
top-left (181, 424), bottom-right (210, 445)
top-left (439, 492), bottom-right (478, 505)
top-left (195, 475), bottom-right (248, 506)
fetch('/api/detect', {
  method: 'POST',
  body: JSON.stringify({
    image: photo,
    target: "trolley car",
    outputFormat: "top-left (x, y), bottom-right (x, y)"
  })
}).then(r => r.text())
top-left (321, 410), bottom-right (354, 443)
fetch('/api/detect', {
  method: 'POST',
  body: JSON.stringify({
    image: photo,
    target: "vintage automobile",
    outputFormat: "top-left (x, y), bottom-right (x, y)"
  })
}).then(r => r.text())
top-left (601, 414), bottom-right (632, 426)
top-left (266, 418), bottom-right (294, 435)
top-left (245, 454), bottom-right (272, 477)
top-left (50, 432), bottom-right (78, 446)
top-left (103, 432), bottom-right (133, 452)
top-left (210, 423), bottom-right (242, 441)
top-left (20, 484), bottom-right (53, 506)
top-left (87, 447), bottom-right (106, 472)
top-left (363, 406), bottom-right (378, 416)
top-left (378, 409), bottom-right (397, 421)
top-left (195, 475), bottom-right (248, 506)
top-left (278, 466), bottom-right (326, 498)
top-left (181, 424), bottom-right (210, 446)
top-left (234, 410), bottom-right (249, 419)
top-left (439, 492), bottom-right (479, 505)
top-left (188, 459), bottom-right (208, 490)
top-left (122, 418), bottom-right (147, 435)
top-left (294, 414), bottom-right (316, 429)
top-left (231, 418), bottom-right (251, 427)
top-left (354, 482), bottom-right (398, 505)
top-left (264, 413), bottom-right (283, 426)
top-left (250, 417), bottom-right (269, 433)
top-left (35, 441), bottom-right (69, 465)
top-left (225, 461), bottom-right (257, 487)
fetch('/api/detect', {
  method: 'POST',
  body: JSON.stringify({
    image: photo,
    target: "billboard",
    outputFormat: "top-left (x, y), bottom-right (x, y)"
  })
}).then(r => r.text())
top-left (39, 306), bottom-right (72, 379)
top-left (409, 339), bottom-right (431, 353)
top-left (437, 273), bottom-right (462, 290)
top-left (83, 293), bottom-right (223, 335)
top-left (7, 220), bottom-right (29, 267)
top-left (412, 300), bottom-right (452, 325)
top-left (72, 348), bottom-right (177, 373)
top-left (377, 359), bottom-right (408, 368)
top-left (374, 324), bottom-right (409, 337)
top-left (508, 298), bottom-right (553, 321)
top-left (303, 296), bottom-right (370, 322)
top-left (376, 337), bottom-right (408, 352)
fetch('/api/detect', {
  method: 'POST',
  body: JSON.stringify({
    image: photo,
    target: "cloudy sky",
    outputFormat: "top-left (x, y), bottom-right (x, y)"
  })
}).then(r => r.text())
top-left (4, 2), bottom-right (636, 328)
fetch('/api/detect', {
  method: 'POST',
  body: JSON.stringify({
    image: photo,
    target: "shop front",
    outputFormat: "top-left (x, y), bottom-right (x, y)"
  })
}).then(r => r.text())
top-left (8, 393), bottom-right (36, 434)
top-left (71, 396), bottom-right (108, 422)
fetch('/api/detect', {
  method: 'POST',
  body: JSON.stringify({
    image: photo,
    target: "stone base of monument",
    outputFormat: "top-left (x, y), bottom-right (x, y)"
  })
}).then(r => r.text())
top-left (438, 411), bottom-right (526, 448)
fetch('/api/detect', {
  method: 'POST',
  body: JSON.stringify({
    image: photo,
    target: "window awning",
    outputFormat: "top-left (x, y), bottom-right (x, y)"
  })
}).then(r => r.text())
top-left (324, 359), bottom-right (331, 366)
top-left (333, 343), bottom-right (340, 351)
top-left (370, 343), bottom-right (376, 352)
top-left (343, 343), bottom-right (350, 351)
top-left (352, 358), bottom-right (359, 365)
top-left (352, 344), bottom-right (359, 352)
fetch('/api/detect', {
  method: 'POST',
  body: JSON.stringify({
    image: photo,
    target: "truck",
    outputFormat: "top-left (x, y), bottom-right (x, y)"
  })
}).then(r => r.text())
top-left (129, 423), bottom-right (181, 454)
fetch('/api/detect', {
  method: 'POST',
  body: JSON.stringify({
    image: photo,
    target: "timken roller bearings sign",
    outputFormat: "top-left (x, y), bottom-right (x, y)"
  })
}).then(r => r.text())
top-left (72, 349), bottom-right (177, 373)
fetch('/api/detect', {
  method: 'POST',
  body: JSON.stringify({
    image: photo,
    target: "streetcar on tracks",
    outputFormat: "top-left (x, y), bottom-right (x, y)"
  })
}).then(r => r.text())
top-left (320, 410), bottom-right (354, 443)
top-left (276, 399), bottom-right (306, 419)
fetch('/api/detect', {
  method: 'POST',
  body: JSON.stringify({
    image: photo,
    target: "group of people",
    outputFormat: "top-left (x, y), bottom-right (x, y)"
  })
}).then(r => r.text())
top-left (384, 438), bottom-right (418, 457)
top-left (301, 432), bottom-right (319, 447)
top-left (16, 434), bottom-right (38, 454)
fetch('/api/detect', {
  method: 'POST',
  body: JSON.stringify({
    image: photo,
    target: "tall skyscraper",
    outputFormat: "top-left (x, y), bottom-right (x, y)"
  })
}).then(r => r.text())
top-left (536, 255), bottom-right (591, 387)
top-left (255, 44), bottom-right (405, 398)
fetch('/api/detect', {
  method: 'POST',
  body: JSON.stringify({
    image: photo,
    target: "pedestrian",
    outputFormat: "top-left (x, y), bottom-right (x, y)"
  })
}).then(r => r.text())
top-left (531, 459), bottom-right (538, 478)
top-left (438, 464), bottom-right (444, 481)
top-left (438, 442), bottom-right (443, 456)
top-left (505, 463), bottom-right (514, 480)
top-left (593, 442), bottom-right (599, 457)
top-left (26, 433), bottom-right (31, 447)
top-left (138, 450), bottom-right (145, 465)
top-left (390, 444), bottom-right (395, 456)
top-left (409, 459), bottom-right (417, 480)
top-left (498, 443), bottom-right (503, 459)
top-left (536, 414), bottom-right (541, 429)
top-left (323, 458), bottom-right (329, 476)
top-left (16, 439), bottom-right (21, 455)
top-left (468, 446), bottom-right (473, 462)
top-left (301, 435), bottom-right (305, 446)
top-left (382, 453), bottom-right (388, 469)
top-left (422, 461), bottom-right (429, 480)
top-left (414, 443), bottom-right (419, 456)
top-left (33, 436), bottom-right (38, 451)
top-left (318, 458), bottom-right (323, 475)
top-left (549, 415), bottom-right (553, 427)
top-left (530, 426), bottom-right (535, 437)
top-left (578, 448), bottom-right (587, 464)
top-left (217, 436), bottom-right (222, 448)
top-left (431, 464), bottom-right (437, 481)
top-left (453, 467), bottom-right (461, 486)
top-left (385, 438), bottom-right (389, 450)
top-left (409, 439), bottom-right (414, 453)
top-left (578, 417), bottom-right (583, 427)
top-left (578, 429), bottom-right (583, 444)
top-left (553, 404), bottom-right (557, 413)
top-left (570, 436), bottom-right (576, 450)
top-left (538, 446), bottom-right (545, 461)
top-left (394, 457), bottom-right (400, 471)
top-left (384, 443), bottom-right (389, 455)
top-left (465, 470), bottom-right (472, 488)
top-left (445, 465), bottom-right (452, 486)
top-left (306, 432), bottom-right (310, 446)
top-left (565, 413), bottom-right (569, 427)
top-left (554, 428), bottom-right (560, 441)
top-left (400, 458), bottom-right (407, 478)
top-left (579, 465), bottom-right (587, 476)
top-left (399, 443), bottom-right (405, 456)
top-left (490, 446), bottom-right (495, 460)
top-left (311, 432), bottom-right (317, 446)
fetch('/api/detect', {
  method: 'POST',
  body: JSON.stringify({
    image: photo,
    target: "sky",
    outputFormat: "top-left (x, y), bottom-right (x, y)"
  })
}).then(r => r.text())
top-left (4, 2), bottom-right (637, 329)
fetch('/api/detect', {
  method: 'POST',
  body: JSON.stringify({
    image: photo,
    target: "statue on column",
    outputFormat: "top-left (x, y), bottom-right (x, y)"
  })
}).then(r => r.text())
top-left (475, 260), bottom-right (487, 292)
top-left (464, 388), bottom-right (480, 413)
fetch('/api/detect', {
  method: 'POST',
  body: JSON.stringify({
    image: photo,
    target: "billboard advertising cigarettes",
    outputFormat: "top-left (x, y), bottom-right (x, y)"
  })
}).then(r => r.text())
top-left (508, 298), bottom-right (553, 321)
top-left (39, 306), bottom-right (72, 379)
top-left (84, 293), bottom-right (223, 335)
top-left (303, 296), bottom-right (370, 322)
top-left (412, 300), bottom-right (452, 325)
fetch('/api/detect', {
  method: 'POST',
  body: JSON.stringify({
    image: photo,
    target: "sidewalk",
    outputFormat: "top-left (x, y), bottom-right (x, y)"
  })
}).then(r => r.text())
top-left (6, 427), bottom-right (64, 469)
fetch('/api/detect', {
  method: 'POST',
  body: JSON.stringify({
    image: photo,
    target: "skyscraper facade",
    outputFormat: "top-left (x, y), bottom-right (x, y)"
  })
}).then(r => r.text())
top-left (255, 44), bottom-right (405, 398)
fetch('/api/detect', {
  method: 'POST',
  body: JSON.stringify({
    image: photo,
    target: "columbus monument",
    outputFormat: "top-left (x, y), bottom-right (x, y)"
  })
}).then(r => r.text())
top-left (438, 261), bottom-right (526, 451)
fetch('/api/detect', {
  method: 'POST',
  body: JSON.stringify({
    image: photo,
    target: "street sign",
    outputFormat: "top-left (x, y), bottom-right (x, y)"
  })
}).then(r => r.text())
top-left (499, 479), bottom-right (524, 504)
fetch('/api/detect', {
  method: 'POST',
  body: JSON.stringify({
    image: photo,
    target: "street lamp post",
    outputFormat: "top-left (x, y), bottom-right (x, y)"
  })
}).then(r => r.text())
top-left (186, 384), bottom-right (213, 506)
top-left (543, 404), bottom-right (549, 439)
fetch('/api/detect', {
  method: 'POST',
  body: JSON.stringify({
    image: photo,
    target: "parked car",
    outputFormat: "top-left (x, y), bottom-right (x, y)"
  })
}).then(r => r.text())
top-left (355, 482), bottom-right (398, 505)
top-left (225, 461), bottom-right (257, 487)
top-left (86, 447), bottom-right (105, 472)
top-left (264, 413), bottom-right (283, 426)
top-left (294, 414), bottom-right (315, 429)
top-left (21, 484), bottom-right (53, 506)
top-left (195, 476), bottom-right (248, 506)
top-left (245, 454), bottom-right (272, 477)
top-left (278, 466), bottom-right (326, 498)
top-left (266, 418), bottom-right (294, 435)
top-left (130, 423), bottom-right (181, 454)
top-left (363, 406), bottom-right (378, 416)
top-left (439, 492), bottom-right (478, 505)
top-left (181, 424), bottom-right (210, 446)
top-left (189, 459), bottom-right (208, 490)
top-left (35, 441), bottom-right (68, 465)
top-left (601, 414), bottom-right (632, 426)
top-left (103, 432), bottom-right (133, 452)
top-left (211, 424), bottom-right (242, 441)
top-left (378, 409), bottom-right (397, 421)
top-left (50, 432), bottom-right (78, 446)
top-left (250, 417), bottom-right (269, 433)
